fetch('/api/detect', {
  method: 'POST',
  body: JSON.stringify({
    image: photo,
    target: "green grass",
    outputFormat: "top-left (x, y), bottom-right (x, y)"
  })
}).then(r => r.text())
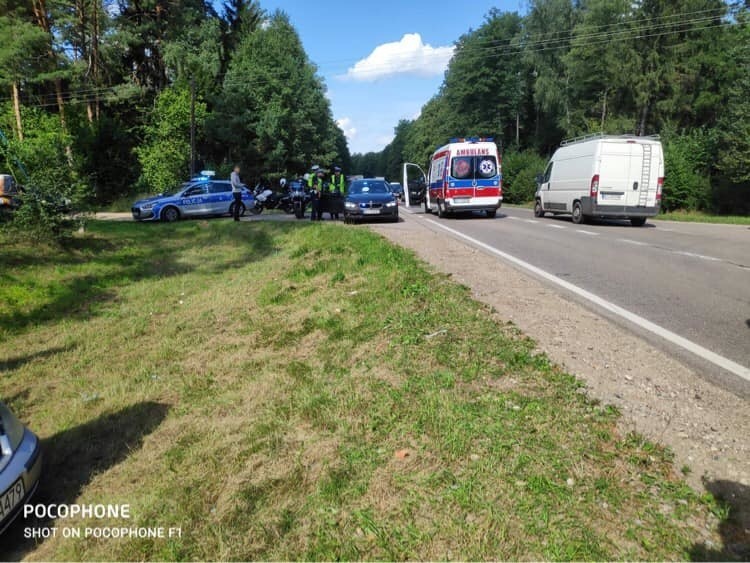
top-left (104, 193), bottom-right (153, 212)
top-left (0, 219), bottom-right (724, 560)
top-left (652, 210), bottom-right (750, 225)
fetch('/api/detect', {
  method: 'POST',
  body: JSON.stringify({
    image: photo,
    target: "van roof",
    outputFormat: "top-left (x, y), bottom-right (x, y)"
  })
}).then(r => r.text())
top-left (560, 133), bottom-right (661, 147)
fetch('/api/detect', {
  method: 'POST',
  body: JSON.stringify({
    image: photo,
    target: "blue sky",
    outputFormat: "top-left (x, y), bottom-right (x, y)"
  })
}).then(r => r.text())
top-left (222, 0), bottom-right (522, 154)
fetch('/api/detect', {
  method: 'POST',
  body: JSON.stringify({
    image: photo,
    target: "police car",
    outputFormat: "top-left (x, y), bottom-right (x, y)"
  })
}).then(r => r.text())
top-left (131, 171), bottom-right (255, 222)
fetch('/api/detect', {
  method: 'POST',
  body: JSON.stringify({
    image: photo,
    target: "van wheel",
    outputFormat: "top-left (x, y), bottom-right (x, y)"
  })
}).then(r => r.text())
top-left (424, 194), bottom-right (431, 214)
top-left (486, 209), bottom-right (497, 218)
top-left (571, 201), bottom-right (585, 224)
top-left (534, 200), bottom-right (545, 218)
top-left (630, 217), bottom-right (647, 227)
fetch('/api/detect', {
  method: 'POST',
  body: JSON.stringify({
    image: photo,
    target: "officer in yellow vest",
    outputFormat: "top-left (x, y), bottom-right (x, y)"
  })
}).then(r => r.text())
top-left (328, 166), bottom-right (345, 220)
top-left (308, 166), bottom-right (326, 221)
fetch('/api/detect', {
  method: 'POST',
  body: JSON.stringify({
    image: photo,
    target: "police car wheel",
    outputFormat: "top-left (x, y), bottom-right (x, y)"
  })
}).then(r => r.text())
top-left (162, 206), bottom-right (179, 222)
top-left (437, 201), bottom-right (447, 218)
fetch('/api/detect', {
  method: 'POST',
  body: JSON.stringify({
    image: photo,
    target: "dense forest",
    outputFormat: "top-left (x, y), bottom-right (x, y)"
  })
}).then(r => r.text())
top-left (353, 0), bottom-right (749, 214)
top-left (0, 0), bottom-right (350, 235)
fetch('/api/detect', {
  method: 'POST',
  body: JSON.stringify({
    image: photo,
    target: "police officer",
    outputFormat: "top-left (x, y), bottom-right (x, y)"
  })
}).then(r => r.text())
top-left (309, 172), bottom-right (323, 221)
top-left (328, 165), bottom-right (345, 220)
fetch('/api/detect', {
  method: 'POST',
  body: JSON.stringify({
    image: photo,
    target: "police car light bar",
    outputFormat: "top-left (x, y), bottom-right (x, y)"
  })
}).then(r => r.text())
top-left (200, 170), bottom-right (216, 177)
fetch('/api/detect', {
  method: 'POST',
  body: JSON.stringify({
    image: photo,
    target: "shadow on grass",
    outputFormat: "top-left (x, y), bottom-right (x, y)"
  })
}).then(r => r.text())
top-left (690, 480), bottom-right (750, 561)
top-left (0, 401), bottom-right (170, 561)
top-left (0, 345), bottom-right (73, 373)
top-left (0, 220), bottom-right (288, 336)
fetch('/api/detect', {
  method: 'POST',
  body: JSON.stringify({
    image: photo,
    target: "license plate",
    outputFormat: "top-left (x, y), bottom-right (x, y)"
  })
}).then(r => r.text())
top-left (453, 197), bottom-right (470, 203)
top-left (601, 193), bottom-right (622, 200)
top-left (0, 478), bottom-right (25, 521)
top-left (363, 209), bottom-right (380, 215)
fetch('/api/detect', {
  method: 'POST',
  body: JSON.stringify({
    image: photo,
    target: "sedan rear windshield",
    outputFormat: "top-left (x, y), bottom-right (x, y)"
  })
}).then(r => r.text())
top-left (450, 156), bottom-right (498, 180)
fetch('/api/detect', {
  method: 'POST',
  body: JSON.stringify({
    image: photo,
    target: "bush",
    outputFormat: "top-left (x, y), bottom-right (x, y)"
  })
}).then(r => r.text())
top-left (661, 129), bottom-right (712, 212)
top-left (1, 106), bottom-right (86, 241)
top-left (501, 150), bottom-right (548, 204)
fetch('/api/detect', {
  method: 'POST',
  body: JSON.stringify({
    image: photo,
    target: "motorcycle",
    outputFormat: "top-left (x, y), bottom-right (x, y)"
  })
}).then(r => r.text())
top-left (289, 180), bottom-right (310, 219)
top-left (249, 184), bottom-right (285, 215)
top-left (277, 191), bottom-right (295, 214)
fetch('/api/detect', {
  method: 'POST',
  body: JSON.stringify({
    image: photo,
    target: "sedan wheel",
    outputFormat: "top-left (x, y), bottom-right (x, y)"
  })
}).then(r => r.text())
top-left (162, 206), bottom-right (179, 222)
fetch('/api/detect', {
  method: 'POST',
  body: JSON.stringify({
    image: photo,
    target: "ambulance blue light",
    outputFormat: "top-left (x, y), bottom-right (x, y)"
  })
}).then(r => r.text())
top-left (448, 137), bottom-right (494, 144)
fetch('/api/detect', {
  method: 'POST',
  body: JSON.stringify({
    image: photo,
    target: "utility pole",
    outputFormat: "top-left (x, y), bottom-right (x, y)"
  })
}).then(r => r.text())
top-left (189, 78), bottom-right (196, 178)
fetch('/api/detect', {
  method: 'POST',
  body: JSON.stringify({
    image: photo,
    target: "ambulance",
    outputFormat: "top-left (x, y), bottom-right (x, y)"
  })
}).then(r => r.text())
top-left (424, 137), bottom-right (502, 218)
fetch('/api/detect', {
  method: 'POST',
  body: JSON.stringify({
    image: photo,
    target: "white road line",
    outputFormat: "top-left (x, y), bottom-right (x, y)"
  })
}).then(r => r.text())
top-left (419, 216), bottom-right (750, 383)
top-left (619, 238), bottom-right (648, 246)
top-left (576, 229), bottom-right (599, 236)
top-left (524, 219), bottom-right (539, 224)
top-left (507, 216), bottom-right (521, 221)
top-left (675, 251), bottom-right (721, 262)
top-left (546, 224), bottom-right (566, 229)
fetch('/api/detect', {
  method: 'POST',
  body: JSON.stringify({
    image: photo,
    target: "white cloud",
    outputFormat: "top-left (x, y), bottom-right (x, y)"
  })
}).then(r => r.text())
top-left (344, 33), bottom-right (454, 82)
top-left (336, 117), bottom-right (357, 141)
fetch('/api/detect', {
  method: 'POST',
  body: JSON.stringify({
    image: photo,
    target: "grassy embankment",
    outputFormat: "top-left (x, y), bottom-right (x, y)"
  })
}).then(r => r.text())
top-left (0, 219), bottom-right (728, 560)
top-left (651, 210), bottom-right (750, 225)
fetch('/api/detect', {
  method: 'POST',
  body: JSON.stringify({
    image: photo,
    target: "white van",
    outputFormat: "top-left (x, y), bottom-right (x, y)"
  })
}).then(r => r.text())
top-left (424, 137), bottom-right (502, 218)
top-left (534, 134), bottom-right (663, 226)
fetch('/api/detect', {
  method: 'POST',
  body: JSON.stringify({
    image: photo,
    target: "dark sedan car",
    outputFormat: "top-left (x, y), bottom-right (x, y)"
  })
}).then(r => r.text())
top-left (407, 178), bottom-right (426, 204)
top-left (343, 179), bottom-right (398, 223)
top-left (388, 181), bottom-right (404, 200)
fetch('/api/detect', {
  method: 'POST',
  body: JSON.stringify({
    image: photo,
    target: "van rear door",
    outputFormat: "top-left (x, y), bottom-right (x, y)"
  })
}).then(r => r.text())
top-left (599, 141), bottom-right (645, 208)
top-left (634, 142), bottom-right (661, 207)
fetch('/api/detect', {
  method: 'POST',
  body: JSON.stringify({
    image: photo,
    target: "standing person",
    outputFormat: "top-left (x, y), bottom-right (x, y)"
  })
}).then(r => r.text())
top-left (310, 174), bottom-right (323, 221)
top-left (307, 165), bottom-right (320, 188)
top-left (329, 166), bottom-right (345, 220)
top-left (231, 165), bottom-right (243, 221)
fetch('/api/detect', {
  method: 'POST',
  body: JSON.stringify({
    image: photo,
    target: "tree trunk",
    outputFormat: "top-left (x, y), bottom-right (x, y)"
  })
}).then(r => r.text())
top-left (638, 101), bottom-right (649, 136)
top-left (31, 0), bottom-right (68, 131)
top-left (600, 89), bottom-right (608, 132)
top-left (92, 0), bottom-right (100, 120)
top-left (55, 77), bottom-right (68, 132)
top-left (11, 82), bottom-right (23, 141)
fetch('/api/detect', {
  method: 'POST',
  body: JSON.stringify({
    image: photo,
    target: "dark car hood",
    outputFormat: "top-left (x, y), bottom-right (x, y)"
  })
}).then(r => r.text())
top-left (346, 192), bottom-right (395, 203)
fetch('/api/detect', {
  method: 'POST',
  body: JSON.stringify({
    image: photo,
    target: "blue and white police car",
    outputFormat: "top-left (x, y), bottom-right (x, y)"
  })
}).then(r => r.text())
top-left (131, 171), bottom-right (255, 222)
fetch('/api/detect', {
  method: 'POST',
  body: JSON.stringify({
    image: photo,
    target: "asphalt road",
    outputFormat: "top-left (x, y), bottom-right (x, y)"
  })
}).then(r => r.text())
top-left (404, 204), bottom-right (750, 394)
